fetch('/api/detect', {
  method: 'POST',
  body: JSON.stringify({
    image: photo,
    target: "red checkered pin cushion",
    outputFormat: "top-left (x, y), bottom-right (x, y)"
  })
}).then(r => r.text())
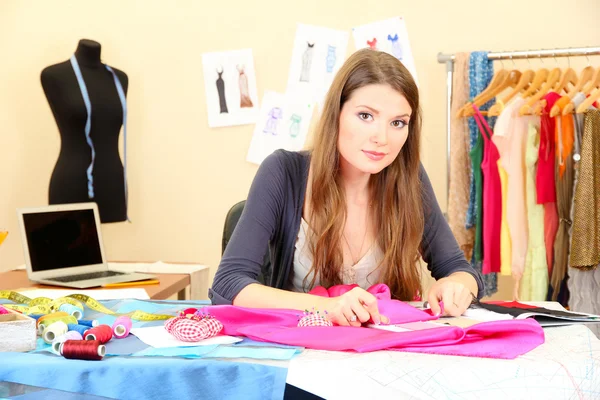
top-left (164, 313), bottom-right (223, 342)
top-left (297, 308), bottom-right (333, 327)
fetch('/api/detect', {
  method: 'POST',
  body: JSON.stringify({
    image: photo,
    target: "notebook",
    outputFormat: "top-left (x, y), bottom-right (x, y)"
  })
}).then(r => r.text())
top-left (16, 203), bottom-right (155, 289)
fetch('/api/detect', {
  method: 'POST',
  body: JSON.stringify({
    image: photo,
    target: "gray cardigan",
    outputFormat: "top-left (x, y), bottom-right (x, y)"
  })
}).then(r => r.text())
top-left (209, 150), bottom-right (484, 304)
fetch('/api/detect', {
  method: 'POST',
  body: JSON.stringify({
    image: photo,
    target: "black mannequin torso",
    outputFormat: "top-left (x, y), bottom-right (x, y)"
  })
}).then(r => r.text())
top-left (41, 39), bottom-right (129, 223)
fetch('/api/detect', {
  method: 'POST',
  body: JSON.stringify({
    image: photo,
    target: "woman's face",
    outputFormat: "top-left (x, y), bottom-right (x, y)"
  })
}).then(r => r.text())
top-left (337, 83), bottom-right (412, 176)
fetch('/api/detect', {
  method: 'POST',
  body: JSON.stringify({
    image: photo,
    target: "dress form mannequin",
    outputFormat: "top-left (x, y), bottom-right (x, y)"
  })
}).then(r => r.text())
top-left (41, 39), bottom-right (129, 223)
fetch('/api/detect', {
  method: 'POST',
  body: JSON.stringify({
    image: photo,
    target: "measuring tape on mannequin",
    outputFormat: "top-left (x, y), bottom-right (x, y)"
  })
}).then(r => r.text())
top-left (0, 291), bottom-right (173, 321)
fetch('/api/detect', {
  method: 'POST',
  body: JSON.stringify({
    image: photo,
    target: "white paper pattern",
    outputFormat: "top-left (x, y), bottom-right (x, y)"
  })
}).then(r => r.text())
top-left (130, 325), bottom-right (242, 348)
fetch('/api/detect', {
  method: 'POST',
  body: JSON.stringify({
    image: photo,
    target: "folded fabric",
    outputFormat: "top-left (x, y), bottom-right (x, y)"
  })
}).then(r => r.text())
top-left (205, 283), bottom-right (545, 359)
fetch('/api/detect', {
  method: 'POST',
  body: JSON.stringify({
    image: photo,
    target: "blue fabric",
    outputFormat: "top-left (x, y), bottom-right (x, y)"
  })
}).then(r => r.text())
top-left (466, 51), bottom-right (495, 229)
top-left (0, 353), bottom-right (287, 400)
top-left (465, 51), bottom-right (498, 296)
top-left (132, 345), bottom-right (219, 358)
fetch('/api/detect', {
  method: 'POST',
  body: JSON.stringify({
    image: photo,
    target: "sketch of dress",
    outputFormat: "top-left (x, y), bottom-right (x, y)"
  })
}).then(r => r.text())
top-left (216, 68), bottom-right (228, 114)
top-left (387, 34), bottom-right (403, 60)
top-left (289, 114), bottom-right (302, 138)
top-left (263, 107), bottom-right (283, 135)
top-left (299, 42), bottom-right (315, 82)
top-left (367, 38), bottom-right (378, 49)
top-left (237, 65), bottom-right (253, 108)
top-left (326, 45), bottom-right (336, 73)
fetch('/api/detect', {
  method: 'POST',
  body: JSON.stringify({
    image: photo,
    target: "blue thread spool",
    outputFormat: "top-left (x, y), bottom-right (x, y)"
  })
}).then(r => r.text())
top-left (77, 319), bottom-right (98, 327)
top-left (67, 324), bottom-right (89, 337)
top-left (59, 304), bottom-right (84, 319)
top-left (28, 314), bottom-right (45, 321)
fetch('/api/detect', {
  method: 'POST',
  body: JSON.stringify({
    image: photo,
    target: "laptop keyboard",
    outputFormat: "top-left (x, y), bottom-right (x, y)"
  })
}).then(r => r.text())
top-left (50, 270), bottom-right (127, 283)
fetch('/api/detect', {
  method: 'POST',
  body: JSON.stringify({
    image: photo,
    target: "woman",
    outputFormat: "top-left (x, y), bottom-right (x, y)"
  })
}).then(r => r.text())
top-left (210, 49), bottom-right (484, 326)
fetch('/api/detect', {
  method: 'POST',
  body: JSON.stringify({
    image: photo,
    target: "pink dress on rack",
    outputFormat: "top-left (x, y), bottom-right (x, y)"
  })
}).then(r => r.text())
top-left (537, 92), bottom-right (561, 276)
top-left (473, 106), bottom-right (502, 274)
top-left (205, 284), bottom-right (545, 360)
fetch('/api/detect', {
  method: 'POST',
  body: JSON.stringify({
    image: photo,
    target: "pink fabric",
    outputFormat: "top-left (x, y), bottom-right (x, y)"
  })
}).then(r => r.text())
top-left (206, 284), bottom-right (545, 359)
top-left (473, 106), bottom-right (502, 274)
top-left (536, 92), bottom-right (561, 204)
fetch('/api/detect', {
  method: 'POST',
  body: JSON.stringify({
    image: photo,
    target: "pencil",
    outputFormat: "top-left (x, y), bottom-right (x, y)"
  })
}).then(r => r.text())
top-left (102, 279), bottom-right (159, 288)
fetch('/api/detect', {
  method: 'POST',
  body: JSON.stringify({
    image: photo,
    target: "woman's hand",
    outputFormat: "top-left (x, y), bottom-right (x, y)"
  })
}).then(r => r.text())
top-left (427, 272), bottom-right (477, 317)
top-left (323, 287), bottom-right (389, 327)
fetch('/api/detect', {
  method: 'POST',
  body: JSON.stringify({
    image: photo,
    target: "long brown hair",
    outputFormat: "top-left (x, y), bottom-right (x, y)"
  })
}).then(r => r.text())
top-left (305, 49), bottom-right (424, 301)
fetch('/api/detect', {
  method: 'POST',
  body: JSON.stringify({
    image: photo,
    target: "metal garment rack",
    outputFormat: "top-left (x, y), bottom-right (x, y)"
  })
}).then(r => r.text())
top-left (436, 46), bottom-right (600, 204)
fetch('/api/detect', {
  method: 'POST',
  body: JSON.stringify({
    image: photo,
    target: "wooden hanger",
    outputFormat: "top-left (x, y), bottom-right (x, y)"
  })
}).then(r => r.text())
top-left (568, 66), bottom-right (594, 97)
top-left (582, 66), bottom-right (600, 95)
top-left (576, 86), bottom-right (600, 113)
top-left (456, 69), bottom-right (508, 118)
top-left (562, 66), bottom-right (598, 115)
top-left (519, 68), bottom-right (561, 116)
top-left (563, 67), bottom-right (600, 115)
top-left (549, 68), bottom-right (578, 117)
top-left (488, 69), bottom-right (534, 117)
top-left (462, 69), bottom-right (521, 117)
top-left (553, 67), bottom-right (577, 95)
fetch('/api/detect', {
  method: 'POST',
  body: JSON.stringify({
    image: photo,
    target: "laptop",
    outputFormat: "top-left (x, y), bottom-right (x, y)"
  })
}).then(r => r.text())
top-left (17, 202), bottom-right (156, 289)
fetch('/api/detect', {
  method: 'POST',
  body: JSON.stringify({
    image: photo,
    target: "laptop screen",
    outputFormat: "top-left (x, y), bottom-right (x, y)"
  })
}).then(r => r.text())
top-left (22, 209), bottom-right (103, 272)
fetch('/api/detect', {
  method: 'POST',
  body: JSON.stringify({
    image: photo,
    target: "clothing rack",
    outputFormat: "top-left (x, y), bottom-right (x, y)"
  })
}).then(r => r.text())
top-left (436, 46), bottom-right (600, 204)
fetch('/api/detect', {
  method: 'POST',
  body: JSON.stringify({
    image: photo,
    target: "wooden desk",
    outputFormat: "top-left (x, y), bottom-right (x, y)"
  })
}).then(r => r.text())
top-left (0, 270), bottom-right (190, 300)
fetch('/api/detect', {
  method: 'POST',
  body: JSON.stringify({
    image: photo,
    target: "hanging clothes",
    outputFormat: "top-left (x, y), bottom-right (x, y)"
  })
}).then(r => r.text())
top-left (473, 106), bottom-right (502, 274)
top-left (492, 97), bottom-right (530, 299)
top-left (447, 53), bottom-right (474, 261)
top-left (537, 93), bottom-right (561, 277)
top-left (237, 65), bottom-right (253, 108)
top-left (568, 98), bottom-right (600, 337)
top-left (570, 109), bottom-right (600, 269)
top-left (466, 51), bottom-right (496, 232)
top-left (522, 122), bottom-right (549, 301)
top-left (497, 162), bottom-right (511, 275)
top-left (549, 96), bottom-right (575, 303)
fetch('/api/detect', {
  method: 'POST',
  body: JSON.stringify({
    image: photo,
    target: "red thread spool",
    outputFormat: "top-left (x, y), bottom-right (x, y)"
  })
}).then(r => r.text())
top-left (84, 325), bottom-right (113, 344)
top-left (60, 340), bottom-right (105, 361)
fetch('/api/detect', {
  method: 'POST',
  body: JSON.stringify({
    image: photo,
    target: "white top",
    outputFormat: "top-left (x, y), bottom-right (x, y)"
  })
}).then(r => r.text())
top-left (287, 218), bottom-right (384, 292)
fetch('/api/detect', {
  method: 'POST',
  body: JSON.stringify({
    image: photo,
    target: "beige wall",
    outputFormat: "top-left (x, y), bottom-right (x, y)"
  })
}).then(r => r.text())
top-left (1, 0), bottom-right (599, 300)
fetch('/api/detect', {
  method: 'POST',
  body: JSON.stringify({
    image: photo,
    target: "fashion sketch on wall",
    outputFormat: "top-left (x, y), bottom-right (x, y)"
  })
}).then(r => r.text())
top-left (286, 24), bottom-right (349, 106)
top-left (247, 91), bottom-right (314, 165)
top-left (202, 48), bottom-right (259, 127)
top-left (352, 16), bottom-right (418, 84)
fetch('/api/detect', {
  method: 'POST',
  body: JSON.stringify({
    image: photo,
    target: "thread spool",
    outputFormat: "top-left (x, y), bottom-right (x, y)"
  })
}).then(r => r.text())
top-left (84, 325), bottom-right (113, 344)
top-left (112, 316), bottom-right (132, 339)
top-left (28, 314), bottom-right (45, 320)
top-left (43, 321), bottom-right (68, 344)
top-left (38, 312), bottom-right (77, 333)
top-left (59, 303), bottom-right (84, 319)
top-left (67, 324), bottom-right (90, 337)
top-left (60, 339), bottom-right (105, 361)
top-left (51, 331), bottom-right (83, 355)
top-left (77, 319), bottom-right (99, 327)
